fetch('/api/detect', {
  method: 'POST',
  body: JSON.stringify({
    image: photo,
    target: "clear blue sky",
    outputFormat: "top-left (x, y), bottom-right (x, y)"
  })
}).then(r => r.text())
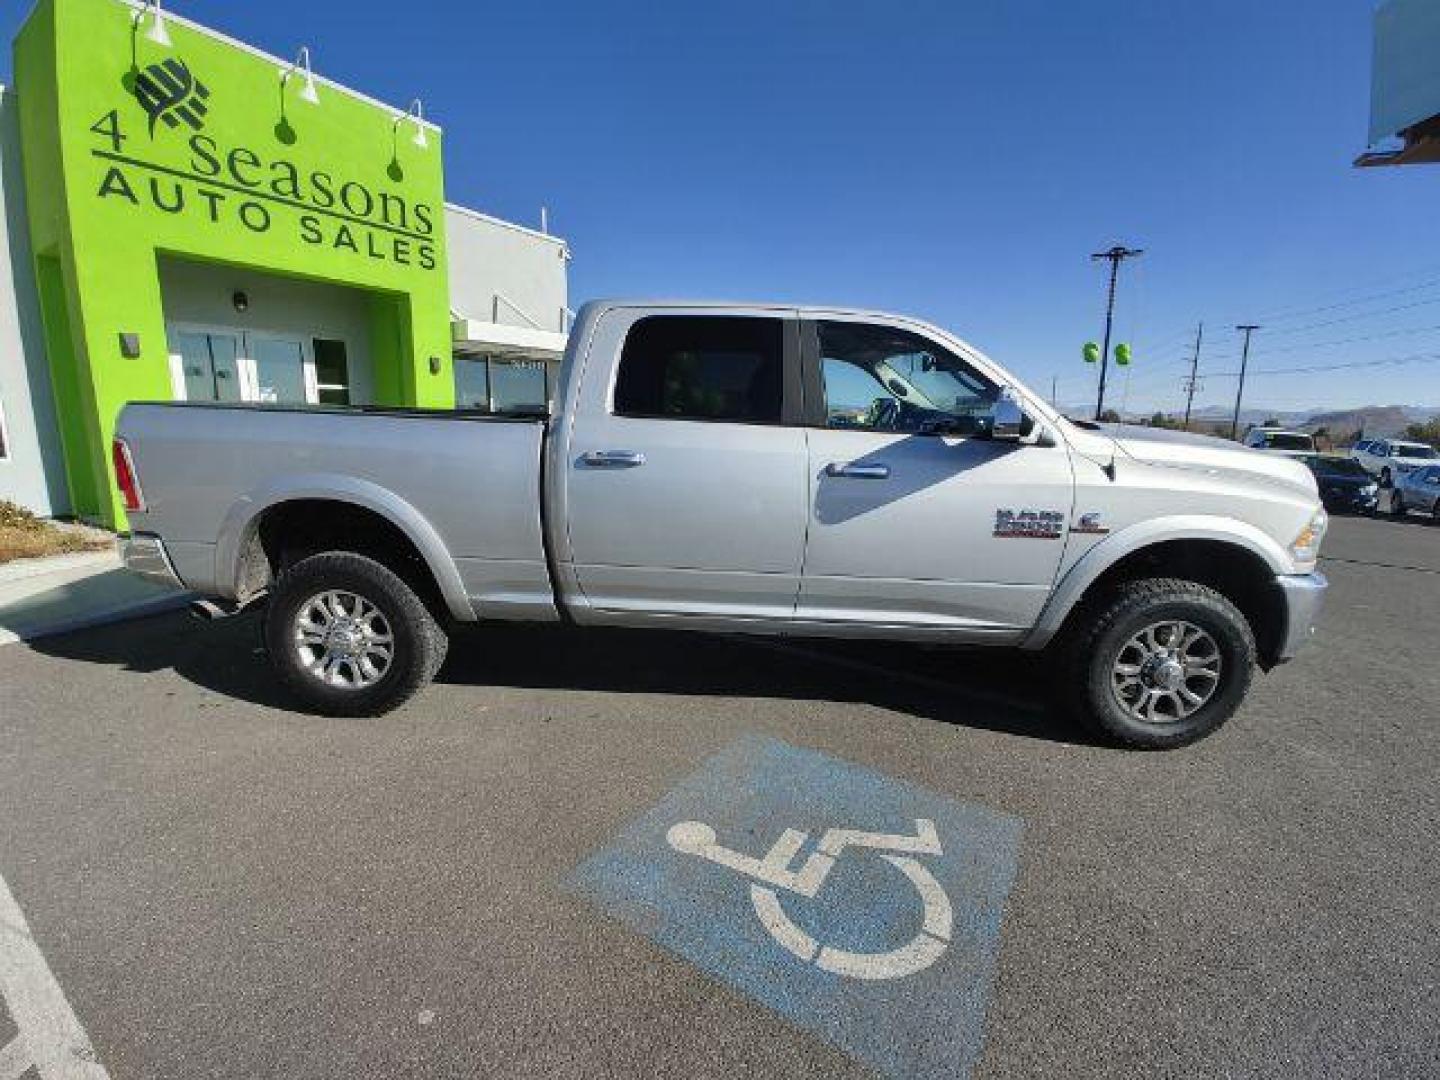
top-left (8, 0), bottom-right (1439, 415)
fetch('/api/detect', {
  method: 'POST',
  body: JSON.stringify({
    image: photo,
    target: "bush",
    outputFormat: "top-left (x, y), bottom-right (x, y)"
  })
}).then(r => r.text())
top-left (0, 500), bottom-right (48, 532)
top-left (0, 500), bottom-right (111, 564)
top-left (1404, 419), bottom-right (1440, 446)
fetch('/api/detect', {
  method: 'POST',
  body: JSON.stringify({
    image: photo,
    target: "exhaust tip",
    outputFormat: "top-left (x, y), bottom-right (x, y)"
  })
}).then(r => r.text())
top-left (188, 598), bottom-right (230, 621)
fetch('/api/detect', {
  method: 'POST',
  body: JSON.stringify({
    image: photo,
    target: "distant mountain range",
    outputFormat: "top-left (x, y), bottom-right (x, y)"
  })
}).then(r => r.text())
top-left (1299, 407), bottom-right (1415, 438)
top-left (1062, 404), bottom-right (1440, 437)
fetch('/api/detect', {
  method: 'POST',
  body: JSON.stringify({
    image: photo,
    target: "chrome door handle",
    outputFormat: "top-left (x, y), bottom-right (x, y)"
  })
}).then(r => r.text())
top-left (580, 449), bottom-right (646, 468)
top-left (825, 462), bottom-right (890, 480)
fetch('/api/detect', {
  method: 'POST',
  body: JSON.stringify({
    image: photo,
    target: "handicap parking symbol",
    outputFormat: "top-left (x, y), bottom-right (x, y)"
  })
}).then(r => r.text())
top-left (566, 736), bottom-right (1024, 1080)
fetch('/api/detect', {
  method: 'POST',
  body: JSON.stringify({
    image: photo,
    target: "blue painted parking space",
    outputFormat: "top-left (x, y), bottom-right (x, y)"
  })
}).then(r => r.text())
top-left (566, 736), bottom-right (1024, 1080)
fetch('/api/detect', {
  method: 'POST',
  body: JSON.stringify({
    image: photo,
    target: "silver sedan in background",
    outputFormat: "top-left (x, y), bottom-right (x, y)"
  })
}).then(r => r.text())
top-left (1390, 465), bottom-right (1440, 521)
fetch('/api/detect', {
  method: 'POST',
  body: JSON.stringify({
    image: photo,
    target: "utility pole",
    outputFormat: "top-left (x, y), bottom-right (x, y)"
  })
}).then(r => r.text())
top-left (1051, 375), bottom-right (1058, 408)
top-left (1182, 321), bottom-right (1204, 428)
top-left (1230, 324), bottom-right (1260, 440)
top-left (1091, 244), bottom-right (1144, 420)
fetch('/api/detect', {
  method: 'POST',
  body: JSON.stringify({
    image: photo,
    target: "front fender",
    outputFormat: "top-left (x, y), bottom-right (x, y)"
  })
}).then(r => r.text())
top-left (1021, 515), bottom-right (1293, 651)
top-left (214, 473), bottom-right (475, 622)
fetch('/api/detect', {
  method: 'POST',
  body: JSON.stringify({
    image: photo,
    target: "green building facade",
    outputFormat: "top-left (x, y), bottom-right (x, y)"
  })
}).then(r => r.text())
top-left (6, 0), bottom-right (531, 526)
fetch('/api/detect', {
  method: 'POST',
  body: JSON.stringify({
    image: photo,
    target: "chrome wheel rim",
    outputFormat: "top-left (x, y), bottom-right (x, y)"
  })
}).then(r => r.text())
top-left (293, 590), bottom-right (394, 690)
top-left (1111, 620), bottom-right (1222, 723)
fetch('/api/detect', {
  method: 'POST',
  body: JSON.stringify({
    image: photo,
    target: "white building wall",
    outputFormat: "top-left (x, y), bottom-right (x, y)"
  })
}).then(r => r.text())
top-left (445, 204), bottom-right (569, 333)
top-left (0, 86), bottom-right (67, 516)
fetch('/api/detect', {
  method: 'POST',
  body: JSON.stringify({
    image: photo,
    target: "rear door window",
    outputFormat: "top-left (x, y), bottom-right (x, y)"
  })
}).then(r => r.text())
top-left (614, 316), bottom-right (785, 424)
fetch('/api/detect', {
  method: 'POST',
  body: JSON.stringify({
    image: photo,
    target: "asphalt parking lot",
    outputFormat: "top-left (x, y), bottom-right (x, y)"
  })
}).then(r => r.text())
top-left (1, 513), bottom-right (1437, 1079)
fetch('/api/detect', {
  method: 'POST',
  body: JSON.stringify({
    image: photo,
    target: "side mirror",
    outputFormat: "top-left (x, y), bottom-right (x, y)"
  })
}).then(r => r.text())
top-left (989, 388), bottom-right (1025, 442)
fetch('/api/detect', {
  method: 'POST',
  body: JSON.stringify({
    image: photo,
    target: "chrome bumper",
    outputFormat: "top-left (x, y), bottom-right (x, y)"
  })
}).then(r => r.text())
top-left (1272, 571), bottom-right (1328, 662)
top-left (121, 533), bottom-right (184, 589)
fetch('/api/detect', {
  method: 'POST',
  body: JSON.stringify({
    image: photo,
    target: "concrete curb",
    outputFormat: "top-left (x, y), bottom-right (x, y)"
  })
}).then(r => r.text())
top-left (0, 590), bottom-right (196, 647)
top-left (0, 549), bottom-right (196, 647)
top-left (0, 549), bottom-right (118, 585)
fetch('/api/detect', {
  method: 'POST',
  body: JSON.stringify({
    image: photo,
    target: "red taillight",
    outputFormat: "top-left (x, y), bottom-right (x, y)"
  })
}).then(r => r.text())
top-left (112, 438), bottom-right (145, 512)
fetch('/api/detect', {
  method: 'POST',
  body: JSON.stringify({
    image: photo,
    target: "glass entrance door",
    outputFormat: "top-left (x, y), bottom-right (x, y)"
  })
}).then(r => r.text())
top-left (169, 328), bottom-right (338, 406)
top-left (250, 337), bottom-right (309, 404)
top-left (175, 330), bottom-right (244, 402)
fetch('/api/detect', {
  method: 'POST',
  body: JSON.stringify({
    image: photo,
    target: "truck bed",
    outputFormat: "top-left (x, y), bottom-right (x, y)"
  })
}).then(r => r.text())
top-left (116, 401), bottom-right (555, 622)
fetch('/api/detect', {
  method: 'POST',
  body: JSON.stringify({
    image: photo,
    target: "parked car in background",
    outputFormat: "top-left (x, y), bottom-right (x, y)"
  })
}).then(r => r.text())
top-left (1389, 465), bottom-right (1440, 521)
top-left (1351, 438), bottom-right (1439, 485)
top-left (1244, 428), bottom-right (1316, 456)
top-left (1298, 455), bottom-right (1379, 515)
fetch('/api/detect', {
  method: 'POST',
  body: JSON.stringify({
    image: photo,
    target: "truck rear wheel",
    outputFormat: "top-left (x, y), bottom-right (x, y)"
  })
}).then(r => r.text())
top-left (264, 551), bottom-right (448, 717)
top-left (1060, 578), bottom-right (1255, 749)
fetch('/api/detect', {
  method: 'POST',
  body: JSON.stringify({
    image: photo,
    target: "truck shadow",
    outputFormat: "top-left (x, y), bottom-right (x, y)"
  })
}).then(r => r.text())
top-left (442, 622), bottom-right (1089, 744)
top-left (27, 610), bottom-right (1091, 746)
top-left (812, 434), bottom-right (1018, 525)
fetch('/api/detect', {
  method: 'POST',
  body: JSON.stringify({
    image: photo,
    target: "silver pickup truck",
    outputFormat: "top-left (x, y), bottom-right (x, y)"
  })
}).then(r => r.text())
top-left (115, 300), bottom-right (1328, 748)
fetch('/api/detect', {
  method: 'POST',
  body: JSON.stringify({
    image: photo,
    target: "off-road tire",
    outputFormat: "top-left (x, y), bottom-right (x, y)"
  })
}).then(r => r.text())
top-left (1058, 578), bottom-right (1255, 750)
top-left (264, 551), bottom-right (448, 717)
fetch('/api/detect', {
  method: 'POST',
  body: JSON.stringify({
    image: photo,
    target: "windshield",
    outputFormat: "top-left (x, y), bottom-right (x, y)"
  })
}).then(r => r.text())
top-left (1261, 433), bottom-right (1313, 450)
top-left (1393, 443), bottom-right (1437, 460)
top-left (1302, 455), bottom-right (1368, 477)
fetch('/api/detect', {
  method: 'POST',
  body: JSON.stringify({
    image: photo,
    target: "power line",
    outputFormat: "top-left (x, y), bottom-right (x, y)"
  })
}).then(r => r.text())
top-left (1258, 276), bottom-right (1440, 325)
top-left (1239, 259), bottom-right (1440, 323)
top-left (1113, 297), bottom-right (1440, 368)
top-left (1219, 350), bottom-right (1440, 379)
top-left (1251, 294), bottom-right (1440, 338)
top-left (1131, 318), bottom-right (1440, 370)
top-left (1246, 321), bottom-right (1440, 356)
top-left (1135, 326), bottom-right (1201, 355)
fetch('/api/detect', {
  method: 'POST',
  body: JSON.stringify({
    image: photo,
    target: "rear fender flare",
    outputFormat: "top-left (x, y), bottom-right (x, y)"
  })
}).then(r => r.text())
top-left (1022, 515), bottom-right (1292, 651)
top-left (214, 474), bottom-right (475, 622)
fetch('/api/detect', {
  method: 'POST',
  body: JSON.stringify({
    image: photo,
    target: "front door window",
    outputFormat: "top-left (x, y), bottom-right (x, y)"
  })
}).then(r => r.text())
top-left (818, 321), bottom-right (997, 435)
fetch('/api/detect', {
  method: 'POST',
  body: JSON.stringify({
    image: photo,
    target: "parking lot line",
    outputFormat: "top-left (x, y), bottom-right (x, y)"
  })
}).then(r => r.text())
top-left (0, 872), bottom-right (110, 1080)
top-left (1322, 555), bottom-right (1439, 575)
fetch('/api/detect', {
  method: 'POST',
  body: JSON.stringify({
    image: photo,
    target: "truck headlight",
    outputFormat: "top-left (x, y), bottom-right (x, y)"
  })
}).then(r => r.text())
top-left (1290, 509), bottom-right (1328, 565)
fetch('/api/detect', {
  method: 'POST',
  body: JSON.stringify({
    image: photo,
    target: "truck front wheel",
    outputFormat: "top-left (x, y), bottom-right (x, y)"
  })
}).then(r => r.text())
top-left (264, 551), bottom-right (448, 717)
top-left (1060, 578), bottom-right (1255, 749)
